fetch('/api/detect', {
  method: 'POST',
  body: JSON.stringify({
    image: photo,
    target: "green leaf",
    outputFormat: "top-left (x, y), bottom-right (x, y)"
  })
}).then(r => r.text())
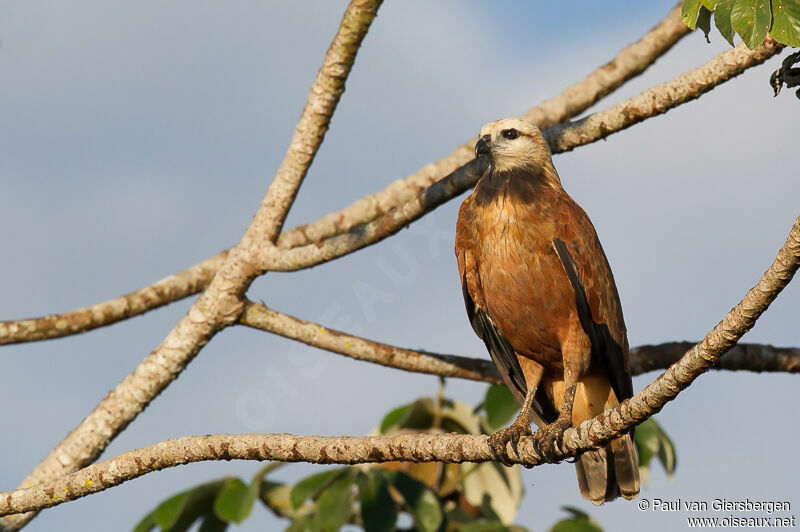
top-left (389, 471), bottom-right (444, 532)
top-left (549, 507), bottom-right (603, 532)
top-left (701, 0), bottom-right (719, 8)
top-left (380, 403), bottom-right (412, 433)
top-left (259, 481), bottom-right (299, 519)
top-left (714, 0), bottom-right (738, 45)
top-left (198, 513), bottom-right (228, 532)
top-left (682, 0), bottom-right (704, 28)
top-left (133, 480), bottom-right (226, 532)
top-left (132, 511), bottom-right (158, 532)
top-left (213, 477), bottom-right (258, 524)
top-left (697, 6), bottom-right (714, 41)
top-left (316, 471), bottom-right (354, 532)
top-left (290, 469), bottom-right (344, 509)
top-left (771, 0), bottom-right (800, 46)
top-left (483, 385), bottom-right (519, 431)
top-left (357, 471), bottom-right (397, 532)
top-left (731, 0), bottom-right (773, 48)
top-left (152, 491), bottom-right (193, 529)
top-left (634, 418), bottom-right (677, 484)
top-left (380, 398), bottom-right (437, 433)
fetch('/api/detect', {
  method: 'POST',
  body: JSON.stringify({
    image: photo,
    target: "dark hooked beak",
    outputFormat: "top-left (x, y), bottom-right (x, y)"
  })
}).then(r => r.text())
top-left (475, 135), bottom-right (491, 158)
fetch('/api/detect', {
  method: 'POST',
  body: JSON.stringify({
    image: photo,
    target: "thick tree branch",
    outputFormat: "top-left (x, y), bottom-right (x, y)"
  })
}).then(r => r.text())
top-left (256, 1), bottom-right (381, 244)
top-left (556, 215), bottom-right (800, 457)
top-left (0, 3), bottom-right (382, 530)
top-left (240, 300), bottom-right (500, 383)
top-left (0, 4), bottom-right (688, 346)
top-left (3, 217), bottom-right (798, 518)
top-left (241, 303), bottom-right (800, 380)
top-left (276, 3), bottom-right (690, 249)
top-left (543, 39), bottom-right (784, 152)
top-left (0, 433), bottom-right (500, 517)
top-left (0, 253), bottom-right (227, 345)
top-left (630, 341), bottom-right (800, 374)
top-left (259, 39), bottom-right (785, 272)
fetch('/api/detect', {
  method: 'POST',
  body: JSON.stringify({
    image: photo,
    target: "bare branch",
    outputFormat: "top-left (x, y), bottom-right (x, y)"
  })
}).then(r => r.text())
top-left (240, 300), bottom-right (500, 383)
top-left (557, 215), bottom-right (800, 457)
top-left (276, 2), bottom-right (690, 249)
top-left (630, 341), bottom-right (800, 374)
top-left (242, 303), bottom-right (800, 380)
top-left (543, 38), bottom-right (784, 152)
top-left (0, 3), bottom-right (382, 530)
top-left (259, 39), bottom-right (785, 272)
top-left (0, 433), bottom-right (501, 517)
top-left (257, 0), bottom-right (383, 244)
top-left (3, 217), bottom-right (798, 519)
top-left (0, 3), bottom-right (688, 346)
top-left (0, 253), bottom-right (227, 345)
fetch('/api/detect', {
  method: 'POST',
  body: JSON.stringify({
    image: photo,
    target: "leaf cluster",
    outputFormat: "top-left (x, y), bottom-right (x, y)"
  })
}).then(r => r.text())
top-left (682, 0), bottom-right (800, 48)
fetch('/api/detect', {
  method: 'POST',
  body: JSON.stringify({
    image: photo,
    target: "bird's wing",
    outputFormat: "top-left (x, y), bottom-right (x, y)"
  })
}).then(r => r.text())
top-left (456, 201), bottom-right (528, 405)
top-left (554, 199), bottom-right (632, 401)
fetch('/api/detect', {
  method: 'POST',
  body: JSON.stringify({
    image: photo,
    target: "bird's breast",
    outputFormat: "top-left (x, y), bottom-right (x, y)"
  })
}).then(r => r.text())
top-left (475, 197), bottom-right (576, 364)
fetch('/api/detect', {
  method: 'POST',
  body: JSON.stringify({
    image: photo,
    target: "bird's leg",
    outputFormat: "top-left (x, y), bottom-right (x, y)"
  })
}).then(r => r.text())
top-left (533, 362), bottom-right (579, 463)
top-left (488, 360), bottom-right (543, 466)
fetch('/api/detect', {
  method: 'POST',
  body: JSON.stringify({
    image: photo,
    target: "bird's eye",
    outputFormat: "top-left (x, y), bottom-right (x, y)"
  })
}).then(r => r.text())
top-left (502, 128), bottom-right (519, 140)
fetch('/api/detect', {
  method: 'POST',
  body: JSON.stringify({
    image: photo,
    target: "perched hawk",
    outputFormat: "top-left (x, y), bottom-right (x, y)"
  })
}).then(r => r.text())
top-left (455, 118), bottom-right (639, 504)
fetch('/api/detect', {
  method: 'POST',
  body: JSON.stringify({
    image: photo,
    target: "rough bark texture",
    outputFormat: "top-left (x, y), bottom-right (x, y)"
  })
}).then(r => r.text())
top-left (275, 2), bottom-right (690, 249)
top-left (260, 39), bottom-right (785, 272)
top-left (0, 2), bottom-right (383, 530)
top-left (2, 217), bottom-right (797, 518)
top-left (1, 3), bottom-right (794, 527)
top-left (0, 253), bottom-right (227, 345)
top-left (241, 301), bottom-right (500, 383)
top-left (630, 341), bottom-right (800, 374)
top-left (0, 3), bottom-right (689, 346)
top-left (242, 303), bottom-right (800, 381)
top-left (558, 216), bottom-right (800, 457)
top-left (544, 39), bottom-right (784, 152)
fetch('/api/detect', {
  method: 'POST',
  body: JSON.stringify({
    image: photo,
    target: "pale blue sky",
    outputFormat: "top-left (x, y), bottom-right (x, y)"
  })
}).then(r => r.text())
top-left (1, 1), bottom-right (798, 530)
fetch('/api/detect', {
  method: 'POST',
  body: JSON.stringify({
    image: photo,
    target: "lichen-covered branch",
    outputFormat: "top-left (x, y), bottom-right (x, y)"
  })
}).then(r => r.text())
top-left (0, 433), bottom-right (501, 517)
top-left (543, 38), bottom-right (784, 152)
top-left (0, 252), bottom-right (228, 345)
top-left (0, 3), bottom-right (382, 530)
top-left (557, 215), bottom-right (800, 457)
top-left (0, 3), bottom-right (688, 347)
top-left (276, 2), bottom-right (690, 249)
top-left (259, 39), bottom-right (785, 272)
top-left (3, 217), bottom-right (797, 519)
top-left (242, 303), bottom-right (800, 381)
top-left (240, 300), bottom-right (500, 383)
top-left (256, 0), bottom-right (382, 244)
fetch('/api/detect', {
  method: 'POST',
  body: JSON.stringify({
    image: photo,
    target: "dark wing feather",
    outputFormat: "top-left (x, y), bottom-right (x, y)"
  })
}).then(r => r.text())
top-left (552, 232), bottom-right (632, 402)
top-left (460, 273), bottom-right (528, 405)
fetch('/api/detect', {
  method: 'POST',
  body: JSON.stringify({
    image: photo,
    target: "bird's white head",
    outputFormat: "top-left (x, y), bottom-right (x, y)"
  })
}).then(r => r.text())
top-left (475, 118), bottom-right (556, 177)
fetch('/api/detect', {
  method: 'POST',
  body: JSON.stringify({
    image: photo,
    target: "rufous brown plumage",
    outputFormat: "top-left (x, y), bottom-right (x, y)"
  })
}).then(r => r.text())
top-left (455, 118), bottom-right (639, 504)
